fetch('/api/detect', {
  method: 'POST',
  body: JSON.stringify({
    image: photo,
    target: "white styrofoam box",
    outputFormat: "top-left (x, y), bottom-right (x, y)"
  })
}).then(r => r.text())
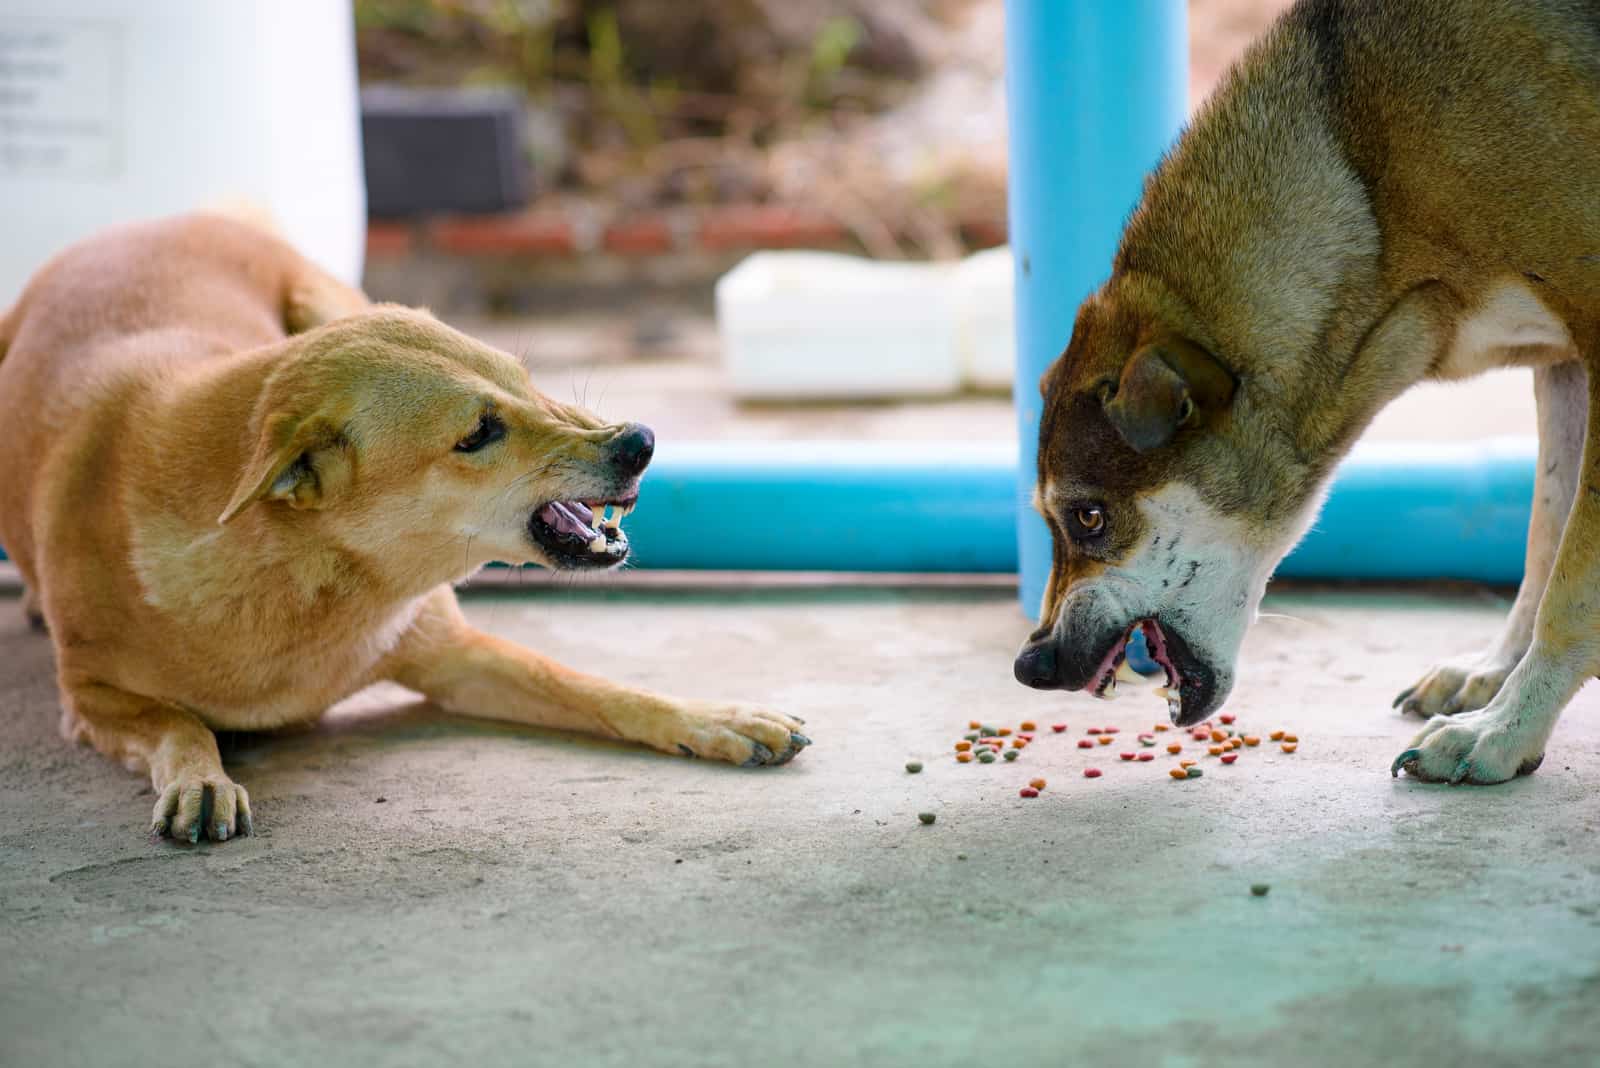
top-left (0, 1), bottom-right (365, 305)
top-left (955, 245), bottom-right (1015, 391)
top-left (716, 251), bottom-right (963, 400)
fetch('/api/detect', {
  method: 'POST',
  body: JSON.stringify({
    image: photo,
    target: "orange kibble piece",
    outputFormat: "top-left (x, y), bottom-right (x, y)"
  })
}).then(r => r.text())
top-left (1180, 759), bottom-right (1197, 768)
top-left (957, 752), bottom-right (973, 763)
top-left (1169, 768), bottom-right (1189, 780)
top-left (1166, 743), bottom-right (1182, 754)
top-left (998, 727), bottom-right (1012, 737)
top-left (1029, 778), bottom-right (1047, 790)
top-left (1154, 724), bottom-right (1170, 732)
top-left (955, 741), bottom-right (972, 752)
top-left (1243, 735), bottom-right (1261, 747)
top-left (1269, 730), bottom-right (1285, 741)
top-left (968, 720), bottom-right (982, 730)
top-left (1281, 743), bottom-right (1298, 753)
top-left (1210, 730), bottom-right (1226, 743)
top-left (1283, 733), bottom-right (1299, 743)
top-left (1020, 720), bottom-right (1038, 732)
top-left (1208, 745), bottom-right (1223, 756)
top-left (1012, 738), bottom-right (1027, 749)
top-left (1097, 736), bottom-right (1113, 746)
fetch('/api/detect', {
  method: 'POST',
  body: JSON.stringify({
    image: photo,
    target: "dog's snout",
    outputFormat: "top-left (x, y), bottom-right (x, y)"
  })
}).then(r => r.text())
top-left (610, 423), bottom-right (655, 476)
top-left (1013, 638), bottom-right (1062, 690)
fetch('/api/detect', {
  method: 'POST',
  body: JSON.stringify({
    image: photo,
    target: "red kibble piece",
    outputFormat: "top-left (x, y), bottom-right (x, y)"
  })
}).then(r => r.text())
top-left (1018, 733), bottom-right (1035, 742)
top-left (1052, 723), bottom-right (1068, 733)
top-left (1137, 752), bottom-right (1155, 762)
top-left (1078, 739), bottom-right (1094, 749)
top-left (1104, 726), bottom-right (1121, 734)
top-left (1221, 753), bottom-right (1239, 765)
top-left (1220, 713), bottom-right (1236, 724)
top-left (1083, 768), bottom-right (1103, 779)
top-left (1087, 727), bottom-right (1103, 735)
top-left (1019, 787), bottom-right (1040, 798)
top-left (1120, 752), bottom-right (1136, 761)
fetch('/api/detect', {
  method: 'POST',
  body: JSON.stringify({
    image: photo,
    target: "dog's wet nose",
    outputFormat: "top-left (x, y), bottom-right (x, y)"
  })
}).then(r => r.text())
top-left (611, 423), bottom-right (655, 476)
top-left (1013, 639), bottom-right (1061, 690)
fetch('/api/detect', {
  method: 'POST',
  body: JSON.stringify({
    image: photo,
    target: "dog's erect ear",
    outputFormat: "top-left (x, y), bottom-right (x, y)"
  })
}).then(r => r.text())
top-left (1103, 338), bottom-right (1235, 452)
top-left (218, 413), bottom-right (350, 524)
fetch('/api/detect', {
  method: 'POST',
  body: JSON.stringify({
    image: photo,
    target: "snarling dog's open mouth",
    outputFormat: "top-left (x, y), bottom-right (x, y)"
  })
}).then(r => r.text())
top-left (528, 492), bottom-right (638, 569)
top-left (1084, 618), bottom-right (1217, 726)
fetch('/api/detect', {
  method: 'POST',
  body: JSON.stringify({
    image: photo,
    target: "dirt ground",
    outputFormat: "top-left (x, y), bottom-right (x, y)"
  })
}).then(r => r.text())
top-left (2, 581), bottom-right (1598, 1067)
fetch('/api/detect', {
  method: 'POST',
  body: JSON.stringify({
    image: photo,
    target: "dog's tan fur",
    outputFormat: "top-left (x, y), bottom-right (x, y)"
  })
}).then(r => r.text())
top-left (0, 213), bottom-right (807, 843)
top-left (1015, 0), bottom-right (1600, 784)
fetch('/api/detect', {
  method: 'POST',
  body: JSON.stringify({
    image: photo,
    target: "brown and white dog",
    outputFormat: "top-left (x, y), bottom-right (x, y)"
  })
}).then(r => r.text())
top-left (1013, 0), bottom-right (1600, 785)
top-left (0, 213), bottom-right (809, 844)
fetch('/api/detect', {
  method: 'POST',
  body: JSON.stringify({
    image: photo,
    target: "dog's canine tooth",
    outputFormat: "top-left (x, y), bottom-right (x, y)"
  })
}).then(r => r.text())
top-left (590, 503), bottom-right (606, 529)
top-left (587, 533), bottom-right (607, 553)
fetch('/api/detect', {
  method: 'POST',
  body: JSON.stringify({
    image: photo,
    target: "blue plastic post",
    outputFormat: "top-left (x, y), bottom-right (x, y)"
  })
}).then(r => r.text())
top-left (1005, 0), bottom-right (1189, 617)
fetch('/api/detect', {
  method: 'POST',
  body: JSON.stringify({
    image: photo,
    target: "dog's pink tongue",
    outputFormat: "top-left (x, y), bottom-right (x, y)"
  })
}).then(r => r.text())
top-left (540, 500), bottom-right (594, 537)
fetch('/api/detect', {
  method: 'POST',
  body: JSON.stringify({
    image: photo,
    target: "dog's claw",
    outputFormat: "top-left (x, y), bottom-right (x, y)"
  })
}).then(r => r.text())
top-left (678, 744), bottom-right (697, 758)
top-left (1392, 686), bottom-right (1416, 710)
top-left (743, 743), bottom-right (774, 767)
top-left (1449, 759), bottom-right (1473, 785)
top-left (1391, 748), bottom-right (1422, 777)
top-left (1518, 753), bottom-right (1545, 776)
top-left (792, 733), bottom-right (812, 748)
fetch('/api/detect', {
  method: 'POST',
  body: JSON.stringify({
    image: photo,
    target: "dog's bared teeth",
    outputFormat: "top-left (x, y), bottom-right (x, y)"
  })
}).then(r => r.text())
top-left (590, 503), bottom-right (606, 529)
top-left (587, 533), bottom-right (607, 553)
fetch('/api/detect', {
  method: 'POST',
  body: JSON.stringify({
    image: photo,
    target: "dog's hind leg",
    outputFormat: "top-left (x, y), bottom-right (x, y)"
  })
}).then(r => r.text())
top-left (1395, 360), bottom-right (1600, 784)
top-left (1394, 360), bottom-right (1587, 717)
top-left (59, 675), bottom-right (253, 842)
top-left (379, 587), bottom-right (811, 767)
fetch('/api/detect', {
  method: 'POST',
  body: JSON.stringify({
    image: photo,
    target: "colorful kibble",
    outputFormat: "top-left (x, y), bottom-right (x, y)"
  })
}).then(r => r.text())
top-left (1138, 733), bottom-right (1156, 746)
top-left (1210, 730), bottom-right (1227, 743)
top-left (957, 752), bottom-right (973, 764)
top-left (1250, 883), bottom-right (1270, 897)
top-left (1280, 743), bottom-right (1298, 753)
top-left (1167, 743), bottom-right (1183, 755)
top-left (981, 726), bottom-right (998, 737)
top-left (968, 720), bottom-right (982, 730)
top-left (1083, 768), bottom-right (1103, 779)
top-left (955, 741), bottom-right (972, 752)
top-left (964, 732), bottom-right (980, 742)
top-left (1220, 753), bottom-right (1238, 765)
top-left (906, 761), bottom-right (924, 773)
top-left (1020, 720), bottom-right (1038, 732)
top-left (1154, 723), bottom-right (1170, 732)
top-left (1019, 787), bottom-right (1039, 798)
top-left (1137, 753), bottom-right (1155, 762)
top-left (1243, 735), bottom-right (1261, 747)
top-left (1003, 749), bottom-right (1020, 762)
top-left (1087, 727), bottom-right (1103, 735)
top-left (918, 812), bottom-right (937, 825)
top-left (1029, 778), bottom-right (1047, 790)
top-left (1220, 713), bottom-right (1236, 724)
top-left (978, 750), bottom-right (997, 763)
top-left (1052, 723), bottom-right (1068, 733)
top-left (1104, 726), bottom-right (1121, 734)
top-left (1098, 736), bottom-right (1114, 746)
top-left (1169, 768), bottom-right (1189, 780)
top-left (998, 727), bottom-right (1013, 737)
top-left (1186, 766), bottom-right (1203, 779)
top-left (1283, 733), bottom-right (1299, 744)
top-left (1180, 759), bottom-right (1197, 768)
top-left (1120, 752), bottom-right (1136, 761)
top-left (1012, 739), bottom-right (1027, 749)
top-left (1269, 730), bottom-right (1285, 741)
top-left (1208, 745), bottom-right (1224, 756)
top-left (1078, 739), bottom-right (1094, 749)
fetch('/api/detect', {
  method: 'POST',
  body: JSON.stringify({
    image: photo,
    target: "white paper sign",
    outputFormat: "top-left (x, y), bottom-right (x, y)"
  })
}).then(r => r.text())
top-left (0, 17), bottom-right (122, 178)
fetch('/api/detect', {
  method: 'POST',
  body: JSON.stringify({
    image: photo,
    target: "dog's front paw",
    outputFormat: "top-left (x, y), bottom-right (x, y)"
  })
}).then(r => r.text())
top-left (669, 703), bottom-right (811, 767)
top-left (150, 770), bottom-right (254, 843)
top-left (1393, 651), bottom-right (1517, 718)
top-left (1390, 707), bottom-right (1544, 785)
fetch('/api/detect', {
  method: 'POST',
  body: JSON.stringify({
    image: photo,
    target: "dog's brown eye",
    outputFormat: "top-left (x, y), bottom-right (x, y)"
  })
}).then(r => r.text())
top-left (455, 413), bottom-right (506, 453)
top-left (1067, 506), bottom-right (1107, 541)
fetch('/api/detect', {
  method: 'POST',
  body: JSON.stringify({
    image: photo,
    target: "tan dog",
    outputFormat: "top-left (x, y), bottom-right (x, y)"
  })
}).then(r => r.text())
top-left (1012, 0), bottom-right (1600, 785)
top-left (0, 213), bottom-right (809, 843)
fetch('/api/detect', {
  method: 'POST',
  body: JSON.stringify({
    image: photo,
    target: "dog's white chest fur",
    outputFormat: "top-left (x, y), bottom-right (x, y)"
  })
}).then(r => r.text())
top-left (1434, 279), bottom-right (1574, 379)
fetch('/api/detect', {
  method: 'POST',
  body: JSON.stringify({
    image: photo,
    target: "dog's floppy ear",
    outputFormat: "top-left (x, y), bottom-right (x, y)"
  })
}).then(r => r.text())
top-left (218, 412), bottom-right (350, 525)
top-left (1103, 337), bottom-right (1235, 452)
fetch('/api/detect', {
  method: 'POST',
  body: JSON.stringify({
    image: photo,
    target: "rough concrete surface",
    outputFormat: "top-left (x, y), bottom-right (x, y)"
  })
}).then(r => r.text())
top-left (2, 581), bottom-right (1597, 1068)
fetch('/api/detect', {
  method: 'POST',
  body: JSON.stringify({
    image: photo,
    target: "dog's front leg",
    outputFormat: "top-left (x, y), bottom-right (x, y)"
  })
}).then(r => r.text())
top-left (1394, 367), bottom-right (1600, 783)
top-left (1395, 361), bottom-right (1588, 717)
top-left (380, 589), bottom-right (811, 766)
top-left (59, 677), bottom-right (252, 841)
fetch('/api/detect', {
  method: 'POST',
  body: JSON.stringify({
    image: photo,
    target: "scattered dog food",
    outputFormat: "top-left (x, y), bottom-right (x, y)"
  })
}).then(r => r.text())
top-left (1097, 736), bottom-right (1114, 746)
top-left (906, 761), bottom-right (924, 774)
top-left (1030, 778), bottom-right (1047, 790)
top-left (1251, 883), bottom-right (1270, 897)
top-left (1283, 733), bottom-right (1299, 743)
top-left (1104, 726), bottom-right (1121, 734)
top-left (1003, 749), bottom-right (1020, 762)
top-left (968, 720), bottom-right (982, 730)
top-left (1019, 787), bottom-right (1039, 798)
top-left (1167, 743), bottom-right (1183, 755)
top-left (1169, 768), bottom-right (1189, 780)
top-left (1154, 724), bottom-right (1170, 732)
top-left (1269, 730), bottom-right (1285, 741)
top-left (1220, 713), bottom-right (1236, 724)
top-left (1208, 745), bottom-right (1224, 756)
top-left (1083, 768), bottom-right (1103, 779)
top-left (1281, 743), bottom-right (1298, 754)
top-left (1087, 727), bottom-right (1103, 735)
top-left (978, 750), bottom-right (997, 763)
top-left (1243, 735), bottom-right (1261, 747)
top-left (1138, 733), bottom-right (1156, 746)
top-left (1137, 753), bottom-right (1155, 762)
top-left (1020, 720), bottom-right (1038, 732)
top-left (1078, 739), bottom-right (1095, 749)
top-left (957, 752), bottom-right (973, 764)
top-left (1180, 759), bottom-right (1197, 768)
top-left (919, 812), bottom-right (937, 825)
top-left (955, 741), bottom-right (972, 752)
top-left (1120, 752), bottom-right (1137, 761)
top-left (1221, 753), bottom-right (1238, 765)
top-left (1186, 766), bottom-right (1203, 779)
top-left (1052, 723), bottom-right (1068, 733)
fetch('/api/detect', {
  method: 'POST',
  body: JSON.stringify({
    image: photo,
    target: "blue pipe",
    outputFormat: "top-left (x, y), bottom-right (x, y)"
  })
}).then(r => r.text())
top-left (0, 440), bottom-right (1537, 587)
top-left (1004, 0), bottom-right (1190, 614)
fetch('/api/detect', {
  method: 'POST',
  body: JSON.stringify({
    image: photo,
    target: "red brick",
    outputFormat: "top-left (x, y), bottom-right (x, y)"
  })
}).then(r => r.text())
top-left (603, 215), bottom-right (676, 255)
top-left (365, 222), bottom-right (413, 258)
top-left (430, 212), bottom-right (578, 256)
top-left (699, 205), bottom-right (849, 251)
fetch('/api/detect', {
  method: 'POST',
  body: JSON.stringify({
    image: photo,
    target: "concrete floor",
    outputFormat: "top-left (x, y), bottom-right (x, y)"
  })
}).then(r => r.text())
top-left (2, 581), bottom-right (1598, 1067)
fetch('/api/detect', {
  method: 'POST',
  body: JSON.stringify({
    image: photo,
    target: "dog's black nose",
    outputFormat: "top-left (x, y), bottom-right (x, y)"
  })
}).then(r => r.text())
top-left (611, 423), bottom-right (655, 476)
top-left (1013, 639), bottom-right (1061, 690)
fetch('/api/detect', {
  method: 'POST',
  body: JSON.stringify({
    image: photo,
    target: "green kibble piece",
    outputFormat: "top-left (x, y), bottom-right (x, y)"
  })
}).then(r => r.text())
top-left (964, 732), bottom-right (981, 742)
top-left (905, 761), bottom-right (923, 774)
top-left (979, 726), bottom-right (998, 737)
top-left (1251, 883), bottom-right (1270, 897)
top-left (1002, 749), bottom-right (1020, 762)
top-left (977, 750), bottom-right (997, 764)
top-left (1186, 765), bottom-right (1203, 778)
top-left (918, 812), bottom-right (937, 825)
